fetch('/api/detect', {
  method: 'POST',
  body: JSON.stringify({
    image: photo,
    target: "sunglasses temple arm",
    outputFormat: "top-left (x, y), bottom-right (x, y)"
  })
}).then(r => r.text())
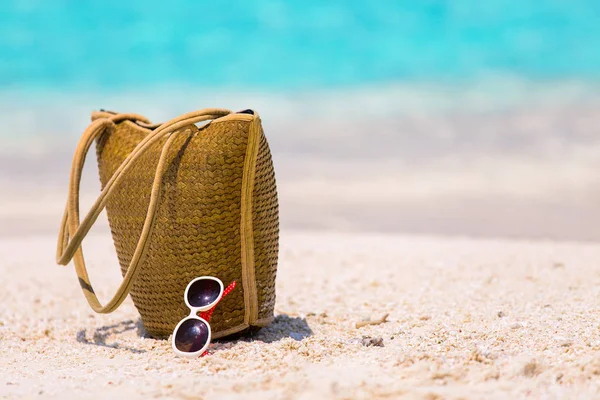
top-left (199, 281), bottom-right (238, 322)
top-left (196, 281), bottom-right (237, 358)
top-left (223, 280), bottom-right (237, 297)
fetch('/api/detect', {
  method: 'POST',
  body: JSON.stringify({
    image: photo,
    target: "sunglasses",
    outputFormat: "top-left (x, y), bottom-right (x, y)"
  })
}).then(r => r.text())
top-left (171, 276), bottom-right (235, 358)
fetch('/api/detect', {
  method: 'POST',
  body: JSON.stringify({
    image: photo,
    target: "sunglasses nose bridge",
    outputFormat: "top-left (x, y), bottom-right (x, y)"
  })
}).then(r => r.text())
top-left (186, 308), bottom-right (197, 317)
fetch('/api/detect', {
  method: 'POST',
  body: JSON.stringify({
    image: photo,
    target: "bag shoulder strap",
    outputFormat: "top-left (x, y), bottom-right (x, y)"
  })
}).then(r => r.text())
top-left (56, 108), bottom-right (231, 313)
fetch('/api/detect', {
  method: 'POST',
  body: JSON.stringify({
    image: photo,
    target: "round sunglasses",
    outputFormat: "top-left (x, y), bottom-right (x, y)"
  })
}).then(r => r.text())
top-left (171, 276), bottom-right (225, 358)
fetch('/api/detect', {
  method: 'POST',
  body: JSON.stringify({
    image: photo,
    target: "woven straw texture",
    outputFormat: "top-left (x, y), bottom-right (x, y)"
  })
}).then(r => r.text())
top-left (94, 114), bottom-right (279, 338)
top-left (252, 129), bottom-right (280, 321)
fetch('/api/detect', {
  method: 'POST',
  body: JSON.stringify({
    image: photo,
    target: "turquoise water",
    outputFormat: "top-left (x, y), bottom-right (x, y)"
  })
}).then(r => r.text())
top-left (1, 0), bottom-right (599, 90)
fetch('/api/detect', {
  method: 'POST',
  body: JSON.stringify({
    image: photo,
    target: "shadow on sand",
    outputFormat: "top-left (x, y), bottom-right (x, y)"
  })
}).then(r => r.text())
top-left (76, 314), bottom-right (312, 354)
top-left (221, 314), bottom-right (313, 344)
top-left (76, 319), bottom-right (149, 354)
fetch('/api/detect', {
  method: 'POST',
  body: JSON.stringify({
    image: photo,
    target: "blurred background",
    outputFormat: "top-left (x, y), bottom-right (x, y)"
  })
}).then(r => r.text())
top-left (1, 0), bottom-right (599, 240)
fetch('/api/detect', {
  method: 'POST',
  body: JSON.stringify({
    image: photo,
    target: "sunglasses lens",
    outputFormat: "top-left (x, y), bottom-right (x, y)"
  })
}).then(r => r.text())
top-left (187, 278), bottom-right (221, 308)
top-left (174, 318), bottom-right (209, 353)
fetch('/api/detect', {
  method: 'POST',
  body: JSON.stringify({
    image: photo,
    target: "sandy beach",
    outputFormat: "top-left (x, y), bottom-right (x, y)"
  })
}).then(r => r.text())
top-left (2, 230), bottom-right (600, 399)
top-left (3, 1), bottom-right (600, 398)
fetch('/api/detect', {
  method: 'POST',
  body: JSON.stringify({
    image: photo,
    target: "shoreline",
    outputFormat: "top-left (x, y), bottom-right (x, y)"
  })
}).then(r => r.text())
top-left (3, 106), bottom-right (600, 241)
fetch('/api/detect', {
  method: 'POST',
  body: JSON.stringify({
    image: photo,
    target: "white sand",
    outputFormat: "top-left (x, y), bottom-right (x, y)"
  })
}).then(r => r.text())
top-left (2, 231), bottom-right (600, 399)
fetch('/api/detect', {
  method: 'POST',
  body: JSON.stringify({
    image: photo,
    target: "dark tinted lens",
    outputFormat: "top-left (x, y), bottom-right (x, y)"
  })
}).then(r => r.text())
top-left (174, 318), bottom-right (209, 353)
top-left (187, 278), bottom-right (221, 308)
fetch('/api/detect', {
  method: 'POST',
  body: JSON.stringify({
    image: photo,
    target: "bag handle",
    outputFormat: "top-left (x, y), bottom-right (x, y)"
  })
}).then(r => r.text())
top-left (56, 108), bottom-right (232, 313)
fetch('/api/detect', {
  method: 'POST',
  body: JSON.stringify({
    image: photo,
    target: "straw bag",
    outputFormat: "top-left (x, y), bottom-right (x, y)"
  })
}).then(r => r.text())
top-left (56, 108), bottom-right (279, 339)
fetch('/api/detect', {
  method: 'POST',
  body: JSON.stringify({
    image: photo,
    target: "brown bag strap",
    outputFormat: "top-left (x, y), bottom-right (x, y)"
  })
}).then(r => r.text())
top-left (56, 108), bottom-right (231, 313)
